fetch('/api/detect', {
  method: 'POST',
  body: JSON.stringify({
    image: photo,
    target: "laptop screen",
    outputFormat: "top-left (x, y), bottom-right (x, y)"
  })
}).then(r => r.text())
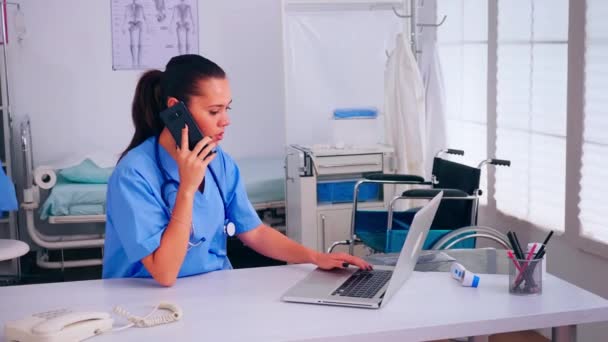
top-left (380, 192), bottom-right (443, 306)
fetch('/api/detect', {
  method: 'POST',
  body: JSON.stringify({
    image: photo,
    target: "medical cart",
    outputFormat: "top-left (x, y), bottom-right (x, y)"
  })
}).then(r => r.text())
top-left (285, 144), bottom-right (394, 255)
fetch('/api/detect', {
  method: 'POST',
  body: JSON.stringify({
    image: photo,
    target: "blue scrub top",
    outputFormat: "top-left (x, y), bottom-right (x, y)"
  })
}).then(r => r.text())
top-left (102, 137), bottom-right (262, 279)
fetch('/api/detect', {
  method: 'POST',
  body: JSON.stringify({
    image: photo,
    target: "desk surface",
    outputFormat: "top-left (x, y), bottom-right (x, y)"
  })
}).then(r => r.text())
top-left (2, 264), bottom-right (608, 342)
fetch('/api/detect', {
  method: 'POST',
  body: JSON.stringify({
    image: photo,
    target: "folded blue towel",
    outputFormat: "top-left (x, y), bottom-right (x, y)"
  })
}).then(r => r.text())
top-left (333, 107), bottom-right (378, 119)
top-left (59, 158), bottom-right (114, 184)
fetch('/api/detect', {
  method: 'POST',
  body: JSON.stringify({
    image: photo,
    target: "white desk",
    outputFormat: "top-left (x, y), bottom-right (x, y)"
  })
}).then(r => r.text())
top-left (1, 264), bottom-right (608, 342)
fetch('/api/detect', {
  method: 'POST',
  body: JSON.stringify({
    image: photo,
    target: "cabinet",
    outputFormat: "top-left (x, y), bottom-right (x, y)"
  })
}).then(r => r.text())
top-left (285, 144), bottom-right (394, 257)
top-left (317, 208), bottom-right (371, 256)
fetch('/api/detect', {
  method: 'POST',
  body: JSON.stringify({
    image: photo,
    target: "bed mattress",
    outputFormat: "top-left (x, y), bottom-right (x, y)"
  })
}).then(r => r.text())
top-left (39, 157), bottom-right (286, 219)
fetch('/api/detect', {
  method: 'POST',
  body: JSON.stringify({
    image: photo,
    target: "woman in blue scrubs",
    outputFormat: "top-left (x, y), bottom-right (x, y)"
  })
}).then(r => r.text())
top-left (102, 54), bottom-right (371, 286)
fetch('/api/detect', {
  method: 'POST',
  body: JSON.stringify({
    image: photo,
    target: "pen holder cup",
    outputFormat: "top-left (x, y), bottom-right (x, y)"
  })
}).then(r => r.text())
top-left (508, 256), bottom-right (544, 295)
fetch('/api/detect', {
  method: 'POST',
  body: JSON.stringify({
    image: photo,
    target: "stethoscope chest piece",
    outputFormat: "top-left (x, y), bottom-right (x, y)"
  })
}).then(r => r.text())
top-left (225, 222), bottom-right (236, 237)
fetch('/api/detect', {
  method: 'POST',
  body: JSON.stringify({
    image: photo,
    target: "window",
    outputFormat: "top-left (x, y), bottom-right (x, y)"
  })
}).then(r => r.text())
top-left (437, 0), bottom-right (488, 167)
top-left (436, 0), bottom-right (489, 205)
top-left (495, 0), bottom-right (569, 231)
top-left (580, 0), bottom-right (608, 243)
top-left (431, 0), bottom-right (608, 251)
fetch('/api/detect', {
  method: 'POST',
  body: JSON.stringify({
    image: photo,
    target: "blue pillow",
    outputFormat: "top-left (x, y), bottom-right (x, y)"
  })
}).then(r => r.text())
top-left (333, 107), bottom-right (378, 119)
top-left (58, 159), bottom-right (114, 184)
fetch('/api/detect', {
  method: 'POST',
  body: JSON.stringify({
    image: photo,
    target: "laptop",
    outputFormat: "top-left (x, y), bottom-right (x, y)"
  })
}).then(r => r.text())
top-left (281, 191), bottom-right (443, 309)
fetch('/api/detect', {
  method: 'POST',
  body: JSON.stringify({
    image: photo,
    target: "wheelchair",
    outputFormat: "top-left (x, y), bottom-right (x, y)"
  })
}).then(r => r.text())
top-left (328, 149), bottom-right (511, 255)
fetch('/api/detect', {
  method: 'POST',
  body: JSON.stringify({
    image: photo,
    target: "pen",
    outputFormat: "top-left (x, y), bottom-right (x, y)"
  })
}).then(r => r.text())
top-left (508, 250), bottom-right (522, 272)
top-left (512, 231), bottom-right (525, 261)
top-left (513, 243), bottom-right (538, 288)
top-left (513, 230), bottom-right (553, 291)
top-left (534, 230), bottom-right (554, 260)
top-left (514, 230), bottom-right (554, 290)
top-left (507, 232), bottom-right (522, 259)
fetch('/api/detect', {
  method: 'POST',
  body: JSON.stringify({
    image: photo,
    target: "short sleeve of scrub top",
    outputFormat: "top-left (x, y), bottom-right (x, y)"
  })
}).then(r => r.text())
top-left (106, 165), bottom-right (167, 265)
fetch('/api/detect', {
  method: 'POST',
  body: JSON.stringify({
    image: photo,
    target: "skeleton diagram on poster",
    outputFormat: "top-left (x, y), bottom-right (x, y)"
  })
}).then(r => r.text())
top-left (111, 0), bottom-right (199, 70)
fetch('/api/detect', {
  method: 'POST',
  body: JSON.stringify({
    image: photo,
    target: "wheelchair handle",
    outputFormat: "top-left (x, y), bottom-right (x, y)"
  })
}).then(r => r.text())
top-left (478, 158), bottom-right (511, 168)
top-left (446, 149), bottom-right (465, 156)
top-left (436, 148), bottom-right (465, 158)
top-left (490, 159), bottom-right (511, 167)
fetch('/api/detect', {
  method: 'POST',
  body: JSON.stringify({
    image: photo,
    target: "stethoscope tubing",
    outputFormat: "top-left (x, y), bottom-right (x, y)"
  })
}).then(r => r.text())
top-left (154, 140), bottom-right (234, 246)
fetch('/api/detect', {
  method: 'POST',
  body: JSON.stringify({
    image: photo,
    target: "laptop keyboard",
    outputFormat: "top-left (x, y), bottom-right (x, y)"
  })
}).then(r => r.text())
top-left (331, 269), bottom-right (393, 298)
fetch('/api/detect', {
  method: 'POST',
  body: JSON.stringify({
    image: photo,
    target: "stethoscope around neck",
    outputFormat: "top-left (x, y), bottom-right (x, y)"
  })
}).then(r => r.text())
top-left (154, 139), bottom-right (236, 249)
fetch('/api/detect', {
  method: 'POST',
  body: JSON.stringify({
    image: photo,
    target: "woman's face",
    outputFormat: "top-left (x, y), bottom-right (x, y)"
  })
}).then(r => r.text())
top-left (168, 77), bottom-right (232, 143)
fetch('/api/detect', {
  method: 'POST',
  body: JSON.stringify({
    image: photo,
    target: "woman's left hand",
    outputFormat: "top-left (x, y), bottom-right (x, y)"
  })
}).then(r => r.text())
top-left (312, 252), bottom-right (373, 271)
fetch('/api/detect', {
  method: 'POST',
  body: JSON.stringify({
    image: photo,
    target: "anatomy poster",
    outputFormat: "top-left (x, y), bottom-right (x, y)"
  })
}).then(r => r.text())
top-left (111, 0), bottom-right (199, 70)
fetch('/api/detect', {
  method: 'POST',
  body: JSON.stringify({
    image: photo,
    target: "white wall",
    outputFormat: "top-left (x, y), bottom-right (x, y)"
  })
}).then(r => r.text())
top-left (283, 6), bottom-right (401, 147)
top-left (8, 0), bottom-right (285, 169)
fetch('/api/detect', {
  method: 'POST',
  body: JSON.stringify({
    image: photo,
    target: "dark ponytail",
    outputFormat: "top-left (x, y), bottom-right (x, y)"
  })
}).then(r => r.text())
top-left (119, 70), bottom-right (164, 160)
top-left (119, 54), bottom-right (226, 161)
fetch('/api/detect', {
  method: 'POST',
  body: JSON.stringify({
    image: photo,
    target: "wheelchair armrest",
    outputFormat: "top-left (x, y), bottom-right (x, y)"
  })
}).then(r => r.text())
top-left (401, 188), bottom-right (469, 198)
top-left (365, 173), bottom-right (426, 183)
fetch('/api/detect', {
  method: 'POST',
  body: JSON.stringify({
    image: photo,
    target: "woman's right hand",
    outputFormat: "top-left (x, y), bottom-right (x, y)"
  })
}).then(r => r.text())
top-left (176, 125), bottom-right (217, 196)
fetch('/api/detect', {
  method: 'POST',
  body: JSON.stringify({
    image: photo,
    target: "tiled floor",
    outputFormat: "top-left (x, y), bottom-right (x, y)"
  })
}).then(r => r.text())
top-left (433, 330), bottom-right (549, 342)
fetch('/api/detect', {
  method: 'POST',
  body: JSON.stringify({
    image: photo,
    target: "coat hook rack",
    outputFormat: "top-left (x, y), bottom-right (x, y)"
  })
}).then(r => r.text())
top-left (417, 14), bottom-right (447, 31)
top-left (6, 1), bottom-right (20, 10)
top-left (391, 6), bottom-right (410, 18)
top-left (388, 1), bottom-right (448, 59)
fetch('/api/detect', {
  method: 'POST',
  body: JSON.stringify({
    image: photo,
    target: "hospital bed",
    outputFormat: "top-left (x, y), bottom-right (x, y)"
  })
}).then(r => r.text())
top-left (237, 157), bottom-right (285, 211)
top-left (20, 119), bottom-right (105, 269)
top-left (36, 159), bottom-right (286, 220)
top-left (19, 118), bottom-right (286, 269)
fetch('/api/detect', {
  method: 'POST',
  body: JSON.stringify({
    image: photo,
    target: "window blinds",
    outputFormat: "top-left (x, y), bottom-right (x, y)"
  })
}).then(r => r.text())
top-left (495, 0), bottom-right (568, 231)
top-left (580, 0), bottom-right (608, 243)
top-left (437, 0), bottom-right (488, 168)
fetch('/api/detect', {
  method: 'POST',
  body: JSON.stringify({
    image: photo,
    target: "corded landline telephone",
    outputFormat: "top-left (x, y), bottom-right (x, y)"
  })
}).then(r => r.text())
top-left (4, 302), bottom-right (182, 342)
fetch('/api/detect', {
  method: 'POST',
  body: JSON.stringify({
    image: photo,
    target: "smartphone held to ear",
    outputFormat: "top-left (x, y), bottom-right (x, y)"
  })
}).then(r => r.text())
top-left (159, 102), bottom-right (205, 151)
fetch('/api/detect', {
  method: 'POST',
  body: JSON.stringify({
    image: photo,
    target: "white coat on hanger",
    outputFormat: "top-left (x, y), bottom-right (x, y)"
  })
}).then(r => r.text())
top-left (384, 33), bottom-right (426, 209)
top-left (419, 38), bottom-right (447, 179)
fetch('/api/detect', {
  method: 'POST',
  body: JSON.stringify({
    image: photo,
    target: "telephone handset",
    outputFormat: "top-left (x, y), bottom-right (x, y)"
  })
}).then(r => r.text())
top-left (4, 309), bottom-right (113, 342)
top-left (4, 302), bottom-right (182, 342)
top-left (32, 312), bottom-right (112, 336)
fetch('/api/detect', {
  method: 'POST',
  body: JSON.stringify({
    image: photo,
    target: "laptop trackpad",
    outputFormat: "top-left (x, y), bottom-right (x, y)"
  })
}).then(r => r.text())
top-left (284, 268), bottom-right (355, 298)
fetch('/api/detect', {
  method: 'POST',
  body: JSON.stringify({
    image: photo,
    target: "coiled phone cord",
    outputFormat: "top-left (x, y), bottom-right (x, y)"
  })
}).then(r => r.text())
top-left (112, 302), bottom-right (182, 331)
